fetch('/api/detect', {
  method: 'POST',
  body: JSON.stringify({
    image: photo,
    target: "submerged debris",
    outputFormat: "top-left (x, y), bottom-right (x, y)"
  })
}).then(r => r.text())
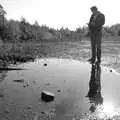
top-left (27, 105), bottom-right (32, 110)
top-left (44, 63), bottom-right (47, 66)
top-left (33, 109), bottom-right (56, 120)
top-left (4, 107), bottom-right (10, 114)
top-left (110, 69), bottom-right (113, 72)
top-left (57, 90), bottom-right (61, 92)
top-left (13, 79), bottom-right (25, 83)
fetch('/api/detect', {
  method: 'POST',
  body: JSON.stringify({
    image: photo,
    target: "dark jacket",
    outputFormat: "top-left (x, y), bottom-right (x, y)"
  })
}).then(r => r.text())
top-left (89, 11), bottom-right (105, 32)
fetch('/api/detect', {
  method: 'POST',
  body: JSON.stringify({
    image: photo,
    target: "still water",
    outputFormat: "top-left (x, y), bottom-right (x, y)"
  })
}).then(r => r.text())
top-left (0, 58), bottom-right (120, 120)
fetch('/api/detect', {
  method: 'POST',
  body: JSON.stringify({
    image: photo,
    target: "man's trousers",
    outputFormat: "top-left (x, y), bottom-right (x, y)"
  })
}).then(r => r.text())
top-left (90, 30), bottom-right (102, 61)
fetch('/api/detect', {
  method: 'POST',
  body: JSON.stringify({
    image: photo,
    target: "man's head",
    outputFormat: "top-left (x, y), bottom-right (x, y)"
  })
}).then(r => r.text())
top-left (90, 6), bottom-right (98, 15)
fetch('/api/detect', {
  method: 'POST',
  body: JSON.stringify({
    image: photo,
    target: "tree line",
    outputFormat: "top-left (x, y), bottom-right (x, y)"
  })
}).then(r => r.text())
top-left (0, 7), bottom-right (120, 41)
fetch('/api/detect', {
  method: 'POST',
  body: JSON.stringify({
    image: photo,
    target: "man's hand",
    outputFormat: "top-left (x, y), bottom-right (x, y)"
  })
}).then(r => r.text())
top-left (86, 23), bottom-right (89, 26)
top-left (0, 9), bottom-right (7, 16)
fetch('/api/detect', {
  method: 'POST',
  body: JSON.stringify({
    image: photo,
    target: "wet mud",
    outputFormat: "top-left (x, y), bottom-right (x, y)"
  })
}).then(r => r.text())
top-left (0, 58), bottom-right (120, 120)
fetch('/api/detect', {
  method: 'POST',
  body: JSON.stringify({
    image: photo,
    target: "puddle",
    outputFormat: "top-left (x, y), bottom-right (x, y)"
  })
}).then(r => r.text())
top-left (13, 79), bottom-right (25, 83)
top-left (0, 58), bottom-right (120, 120)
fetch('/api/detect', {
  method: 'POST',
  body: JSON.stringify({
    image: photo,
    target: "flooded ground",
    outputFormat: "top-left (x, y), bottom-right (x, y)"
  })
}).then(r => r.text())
top-left (0, 58), bottom-right (120, 120)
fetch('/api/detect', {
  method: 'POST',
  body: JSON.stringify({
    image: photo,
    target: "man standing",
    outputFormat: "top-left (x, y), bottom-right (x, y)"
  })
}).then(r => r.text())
top-left (88, 6), bottom-right (105, 64)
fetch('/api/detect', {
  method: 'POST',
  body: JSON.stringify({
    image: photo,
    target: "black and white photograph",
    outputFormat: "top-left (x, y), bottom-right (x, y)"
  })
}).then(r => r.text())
top-left (0, 0), bottom-right (120, 120)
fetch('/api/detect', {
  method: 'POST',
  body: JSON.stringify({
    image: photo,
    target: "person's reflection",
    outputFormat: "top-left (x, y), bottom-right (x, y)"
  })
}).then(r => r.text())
top-left (86, 61), bottom-right (103, 112)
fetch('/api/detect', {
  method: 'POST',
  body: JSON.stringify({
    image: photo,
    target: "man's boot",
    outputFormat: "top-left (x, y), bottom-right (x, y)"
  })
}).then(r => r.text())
top-left (88, 58), bottom-right (95, 64)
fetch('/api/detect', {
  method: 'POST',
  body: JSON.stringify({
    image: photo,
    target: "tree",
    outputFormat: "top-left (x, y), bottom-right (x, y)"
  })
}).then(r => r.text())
top-left (0, 4), bottom-right (7, 40)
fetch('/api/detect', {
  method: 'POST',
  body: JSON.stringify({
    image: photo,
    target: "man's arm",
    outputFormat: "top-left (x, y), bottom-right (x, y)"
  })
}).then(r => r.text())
top-left (0, 9), bottom-right (6, 16)
top-left (88, 15), bottom-right (95, 31)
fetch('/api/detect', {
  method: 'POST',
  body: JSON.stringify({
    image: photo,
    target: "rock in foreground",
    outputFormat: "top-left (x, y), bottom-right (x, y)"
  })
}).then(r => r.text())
top-left (41, 90), bottom-right (55, 102)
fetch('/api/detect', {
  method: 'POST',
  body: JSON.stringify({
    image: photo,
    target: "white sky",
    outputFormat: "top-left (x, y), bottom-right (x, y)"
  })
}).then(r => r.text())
top-left (1, 0), bottom-right (120, 30)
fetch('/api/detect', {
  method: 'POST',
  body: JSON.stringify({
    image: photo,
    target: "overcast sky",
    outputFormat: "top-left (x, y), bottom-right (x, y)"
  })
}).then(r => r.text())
top-left (2, 0), bottom-right (120, 30)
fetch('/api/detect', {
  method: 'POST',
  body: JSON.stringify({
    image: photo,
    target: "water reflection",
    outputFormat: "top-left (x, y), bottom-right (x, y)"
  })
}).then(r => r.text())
top-left (0, 70), bottom-right (7, 82)
top-left (0, 71), bottom-right (7, 98)
top-left (1, 58), bottom-right (120, 119)
top-left (86, 61), bottom-right (103, 112)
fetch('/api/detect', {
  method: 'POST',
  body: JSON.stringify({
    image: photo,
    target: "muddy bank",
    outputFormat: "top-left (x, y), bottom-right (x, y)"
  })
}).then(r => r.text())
top-left (0, 42), bottom-right (36, 68)
top-left (25, 40), bottom-right (120, 74)
top-left (0, 38), bottom-right (120, 73)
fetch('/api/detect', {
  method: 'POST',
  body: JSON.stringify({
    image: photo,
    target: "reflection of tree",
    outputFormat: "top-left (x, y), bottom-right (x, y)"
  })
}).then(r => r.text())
top-left (0, 70), bottom-right (7, 98)
top-left (86, 62), bottom-right (103, 112)
top-left (0, 70), bottom-right (7, 83)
